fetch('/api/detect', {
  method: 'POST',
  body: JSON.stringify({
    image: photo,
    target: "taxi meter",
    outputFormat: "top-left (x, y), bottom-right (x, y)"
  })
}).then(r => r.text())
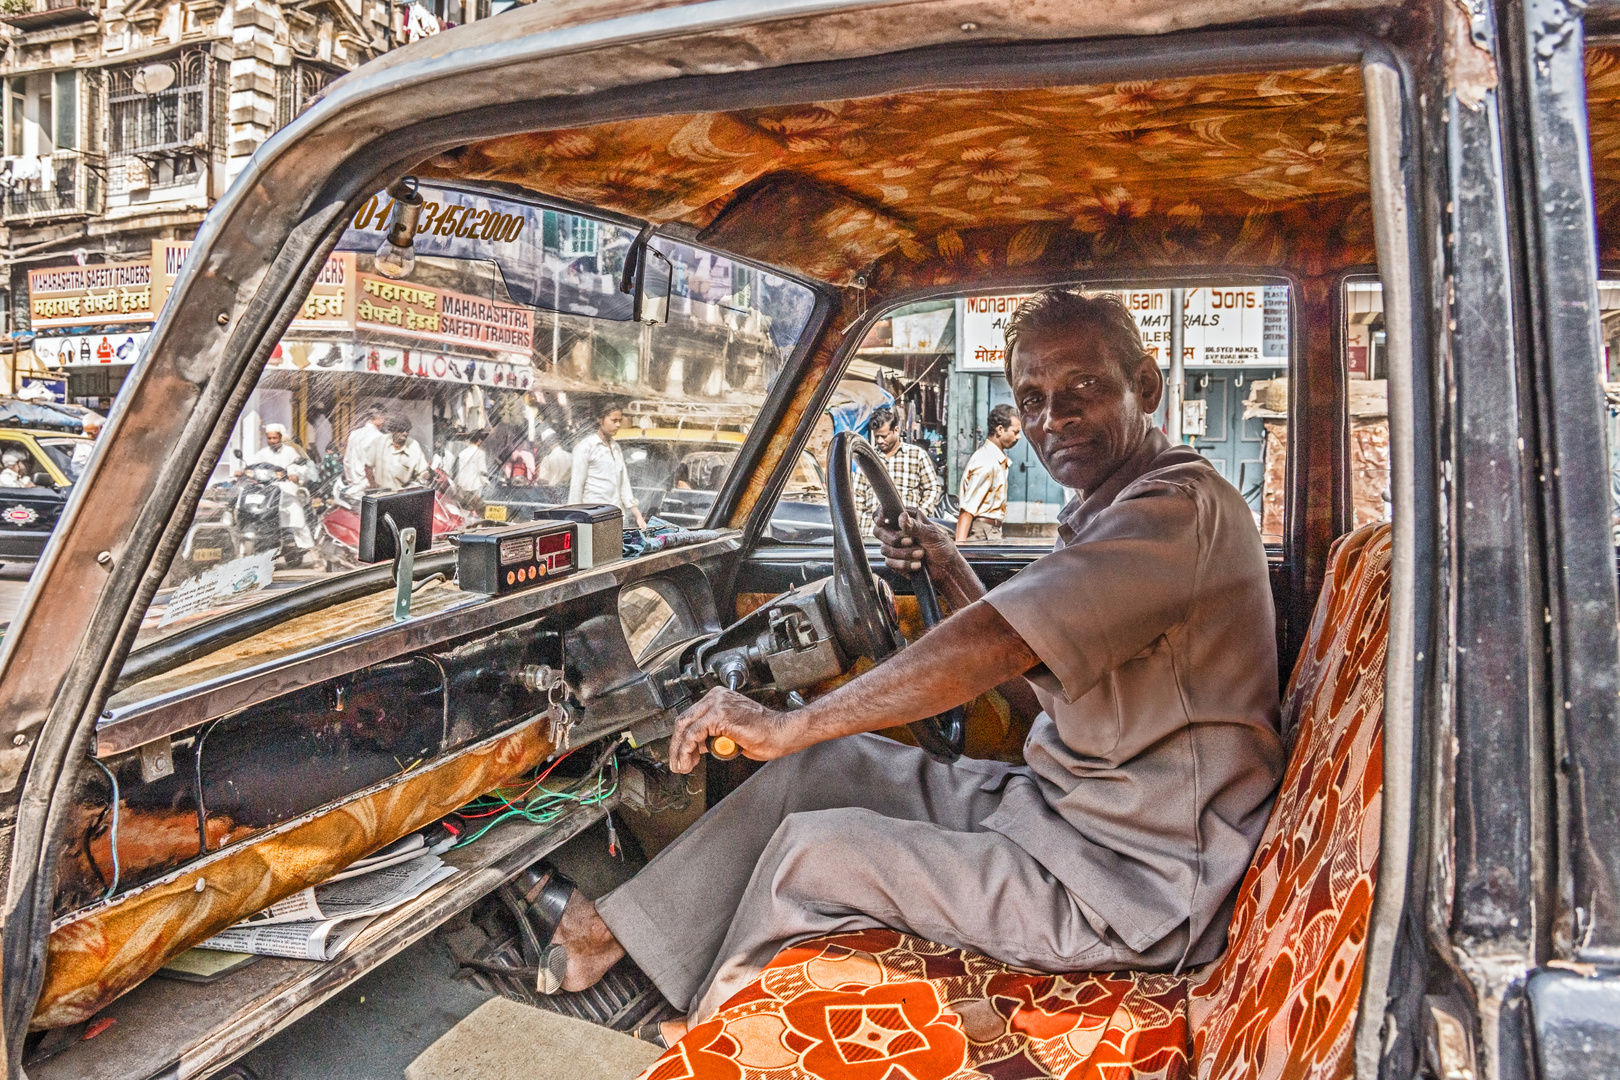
top-left (457, 520), bottom-right (578, 595)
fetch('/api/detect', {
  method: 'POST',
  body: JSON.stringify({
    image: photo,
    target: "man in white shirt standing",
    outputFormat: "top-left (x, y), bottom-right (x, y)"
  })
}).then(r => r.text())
top-left (956, 403), bottom-right (1022, 542)
top-left (568, 401), bottom-right (647, 528)
top-left (453, 429), bottom-right (490, 505)
top-left (342, 406), bottom-right (388, 496)
top-left (374, 417), bottom-right (432, 490)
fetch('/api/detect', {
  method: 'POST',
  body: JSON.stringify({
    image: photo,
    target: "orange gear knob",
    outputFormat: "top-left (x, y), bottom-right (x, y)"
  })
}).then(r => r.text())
top-left (708, 735), bottom-right (739, 761)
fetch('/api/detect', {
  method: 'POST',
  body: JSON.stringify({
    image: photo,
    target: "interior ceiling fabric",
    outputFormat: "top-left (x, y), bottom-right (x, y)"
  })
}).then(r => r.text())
top-left (430, 65), bottom-right (1371, 285)
top-left (1587, 47), bottom-right (1620, 264)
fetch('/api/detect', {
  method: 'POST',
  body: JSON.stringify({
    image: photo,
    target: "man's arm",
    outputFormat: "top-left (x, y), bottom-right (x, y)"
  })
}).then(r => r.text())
top-left (955, 509), bottom-right (974, 542)
top-left (668, 599), bottom-right (1039, 773)
top-left (616, 456), bottom-right (646, 528)
top-left (875, 510), bottom-right (1043, 721)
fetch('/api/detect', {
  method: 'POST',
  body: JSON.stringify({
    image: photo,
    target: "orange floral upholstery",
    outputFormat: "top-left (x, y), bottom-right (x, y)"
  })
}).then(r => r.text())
top-left (1186, 524), bottom-right (1389, 1080)
top-left (643, 929), bottom-right (1190, 1080)
top-left (640, 522), bottom-right (1391, 1080)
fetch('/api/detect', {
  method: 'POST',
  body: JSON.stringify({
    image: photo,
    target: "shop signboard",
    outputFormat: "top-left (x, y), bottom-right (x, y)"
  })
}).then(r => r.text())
top-left (28, 263), bottom-right (154, 329)
top-left (338, 182), bottom-right (636, 319)
top-left (957, 286), bottom-right (1290, 373)
top-left (33, 331), bottom-right (150, 368)
top-left (267, 340), bottom-right (534, 390)
top-left (355, 273), bottom-right (534, 354)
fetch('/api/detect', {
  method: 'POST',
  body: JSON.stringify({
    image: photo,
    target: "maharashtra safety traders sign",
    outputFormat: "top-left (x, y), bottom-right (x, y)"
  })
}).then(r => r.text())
top-left (958, 286), bottom-right (1290, 372)
top-left (28, 264), bottom-right (154, 328)
top-left (356, 274), bottom-right (534, 352)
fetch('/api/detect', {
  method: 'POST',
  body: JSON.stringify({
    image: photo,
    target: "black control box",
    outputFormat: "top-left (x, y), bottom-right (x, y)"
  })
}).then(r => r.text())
top-left (457, 520), bottom-right (578, 595)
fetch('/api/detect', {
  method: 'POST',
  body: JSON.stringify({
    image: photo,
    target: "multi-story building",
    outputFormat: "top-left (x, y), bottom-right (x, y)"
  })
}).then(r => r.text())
top-left (0, 0), bottom-right (493, 404)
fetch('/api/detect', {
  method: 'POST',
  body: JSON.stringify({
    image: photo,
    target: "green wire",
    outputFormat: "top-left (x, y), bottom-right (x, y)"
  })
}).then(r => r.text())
top-left (451, 761), bottom-right (619, 850)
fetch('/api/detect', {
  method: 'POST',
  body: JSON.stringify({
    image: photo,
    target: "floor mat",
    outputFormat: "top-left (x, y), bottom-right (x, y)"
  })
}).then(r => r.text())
top-left (405, 996), bottom-right (662, 1080)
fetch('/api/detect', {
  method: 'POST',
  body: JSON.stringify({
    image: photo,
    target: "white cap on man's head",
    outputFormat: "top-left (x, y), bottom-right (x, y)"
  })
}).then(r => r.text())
top-left (263, 423), bottom-right (287, 437)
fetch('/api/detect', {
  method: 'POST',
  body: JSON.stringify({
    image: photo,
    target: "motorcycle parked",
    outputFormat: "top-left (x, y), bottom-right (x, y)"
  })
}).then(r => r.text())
top-left (169, 483), bottom-right (242, 581)
top-left (319, 467), bottom-right (472, 563)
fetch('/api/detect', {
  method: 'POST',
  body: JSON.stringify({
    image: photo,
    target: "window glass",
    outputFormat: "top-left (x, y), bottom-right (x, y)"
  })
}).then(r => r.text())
top-left (124, 186), bottom-right (815, 654)
top-left (1598, 280), bottom-right (1620, 544)
top-left (1341, 278), bottom-right (1392, 529)
top-left (774, 283), bottom-right (1290, 547)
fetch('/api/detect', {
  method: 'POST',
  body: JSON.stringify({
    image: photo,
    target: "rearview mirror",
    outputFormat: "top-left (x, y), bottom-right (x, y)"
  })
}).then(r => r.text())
top-left (635, 246), bottom-right (672, 325)
top-left (31, 472), bottom-right (52, 488)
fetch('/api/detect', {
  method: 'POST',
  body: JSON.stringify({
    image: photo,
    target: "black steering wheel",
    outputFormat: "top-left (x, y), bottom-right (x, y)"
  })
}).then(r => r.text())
top-left (824, 431), bottom-right (965, 762)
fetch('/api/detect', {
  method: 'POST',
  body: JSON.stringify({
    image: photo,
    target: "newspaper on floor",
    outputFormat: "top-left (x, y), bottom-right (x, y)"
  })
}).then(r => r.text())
top-left (200, 916), bottom-right (379, 962)
top-left (197, 848), bottom-right (457, 961)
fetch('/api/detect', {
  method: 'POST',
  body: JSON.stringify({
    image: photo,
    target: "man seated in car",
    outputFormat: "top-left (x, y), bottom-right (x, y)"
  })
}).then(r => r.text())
top-left (542, 289), bottom-right (1285, 1043)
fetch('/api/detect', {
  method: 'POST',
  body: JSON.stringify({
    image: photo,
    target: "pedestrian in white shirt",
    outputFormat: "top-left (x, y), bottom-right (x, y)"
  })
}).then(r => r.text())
top-left (69, 414), bottom-right (103, 479)
top-left (568, 403), bottom-right (647, 528)
top-left (374, 418), bottom-right (432, 490)
top-left (342, 407), bottom-right (388, 495)
top-left (454, 429), bottom-right (490, 503)
top-left (535, 427), bottom-right (573, 488)
top-left (955, 403), bottom-right (1022, 542)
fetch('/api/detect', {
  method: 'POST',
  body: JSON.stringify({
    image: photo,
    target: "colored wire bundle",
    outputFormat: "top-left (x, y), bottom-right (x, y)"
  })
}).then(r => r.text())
top-left (451, 740), bottom-right (621, 850)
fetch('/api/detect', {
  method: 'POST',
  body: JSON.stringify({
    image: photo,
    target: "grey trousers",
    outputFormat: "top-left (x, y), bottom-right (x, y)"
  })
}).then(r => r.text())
top-left (596, 733), bottom-right (1176, 1023)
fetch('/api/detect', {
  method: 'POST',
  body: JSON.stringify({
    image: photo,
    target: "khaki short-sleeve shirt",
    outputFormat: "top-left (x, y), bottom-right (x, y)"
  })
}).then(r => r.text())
top-left (982, 427), bottom-right (1283, 966)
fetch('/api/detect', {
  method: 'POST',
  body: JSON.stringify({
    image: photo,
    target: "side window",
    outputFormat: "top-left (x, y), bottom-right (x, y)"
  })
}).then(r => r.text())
top-left (1343, 277), bottom-right (1392, 528)
top-left (772, 283), bottom-right (1292, 547)
top-left (0, 439), bottom-right (44, 483)
top-left (1600, 281), bottom-right (1620, 545)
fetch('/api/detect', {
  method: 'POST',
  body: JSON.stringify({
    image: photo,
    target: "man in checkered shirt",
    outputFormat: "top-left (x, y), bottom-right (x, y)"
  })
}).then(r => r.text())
top-left (854, 405), bottom-right (941, 534)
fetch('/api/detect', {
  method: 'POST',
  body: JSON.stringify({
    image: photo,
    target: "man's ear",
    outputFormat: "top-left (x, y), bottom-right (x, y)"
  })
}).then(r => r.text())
top-left (1135, 355), bottom-right (1165, 415)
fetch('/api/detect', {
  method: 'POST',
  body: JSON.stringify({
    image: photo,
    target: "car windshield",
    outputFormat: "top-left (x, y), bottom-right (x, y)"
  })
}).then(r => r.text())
top-left (34, 438), bottom-right (84, 481)
top-left (131, 184), bottom-right (815, 647)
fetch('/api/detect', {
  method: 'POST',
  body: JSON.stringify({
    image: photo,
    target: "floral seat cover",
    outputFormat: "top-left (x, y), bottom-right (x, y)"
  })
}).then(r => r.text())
top-left (639, 522), bottom-right (1391, 1080)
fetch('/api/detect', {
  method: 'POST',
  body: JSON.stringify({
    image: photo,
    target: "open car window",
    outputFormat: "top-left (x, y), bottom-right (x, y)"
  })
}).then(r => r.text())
top-left (773, 283), bottom-right (1291, 546)
top-left (123, 186), bottom-right (815, 660)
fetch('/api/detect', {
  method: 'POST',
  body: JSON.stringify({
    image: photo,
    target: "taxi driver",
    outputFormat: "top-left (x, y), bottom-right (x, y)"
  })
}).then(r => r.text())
top-left (540, 288), bottom-right (1285, 1043)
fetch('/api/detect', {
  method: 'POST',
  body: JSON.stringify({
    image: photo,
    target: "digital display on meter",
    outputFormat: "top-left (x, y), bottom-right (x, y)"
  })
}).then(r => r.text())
top-left (457, 521), bottom-right (577, 595)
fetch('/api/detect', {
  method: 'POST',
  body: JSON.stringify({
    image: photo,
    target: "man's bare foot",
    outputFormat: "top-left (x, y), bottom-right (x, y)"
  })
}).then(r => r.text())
top-left (551, 893), bottom-right (625, 992)
top-left (659, 1018), bottom-right (689, 1046)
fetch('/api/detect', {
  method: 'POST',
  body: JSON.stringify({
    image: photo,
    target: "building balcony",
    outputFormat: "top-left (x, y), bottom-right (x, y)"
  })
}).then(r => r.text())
top-left (2, 151), bottom-right (104, 224)
top-left (0, 0), bottom-right (97, 31)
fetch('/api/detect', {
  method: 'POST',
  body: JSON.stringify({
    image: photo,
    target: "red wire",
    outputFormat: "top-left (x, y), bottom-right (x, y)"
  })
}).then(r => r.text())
top-left (458, 749), bottom-right (577, 818)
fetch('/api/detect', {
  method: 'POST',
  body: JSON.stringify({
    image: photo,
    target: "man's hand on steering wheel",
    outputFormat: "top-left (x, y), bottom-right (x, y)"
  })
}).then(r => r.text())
top-left (668, 687), bottom-right (805, 775)
top-left (873, 508), bottom-right (958, 580)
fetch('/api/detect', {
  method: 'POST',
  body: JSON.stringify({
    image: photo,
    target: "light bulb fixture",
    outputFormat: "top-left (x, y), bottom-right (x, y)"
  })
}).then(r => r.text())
top-left (374, 176), bottom-right (424, 279)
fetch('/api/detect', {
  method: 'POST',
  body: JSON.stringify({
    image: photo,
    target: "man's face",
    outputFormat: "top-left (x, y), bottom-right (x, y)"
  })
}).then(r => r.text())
top-left (266, 432), bottom-right (283, 450)
top-left (871, 421), bottom-right (901, 454)
top-left (993, 417), bottom-right (1022, 451)
top-left (599, 410), bottom-right (624, 437)
top-left (1009, 329), bottom-right (1162, 493)
top-left (390, 430), bottom-right (409, 448)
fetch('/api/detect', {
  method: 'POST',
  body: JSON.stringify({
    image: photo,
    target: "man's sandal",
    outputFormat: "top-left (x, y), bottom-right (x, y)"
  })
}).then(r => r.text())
top-left (509, 861), bottom-right (576, 995)
top-left (633, 1020), bottom-right (669, 1048)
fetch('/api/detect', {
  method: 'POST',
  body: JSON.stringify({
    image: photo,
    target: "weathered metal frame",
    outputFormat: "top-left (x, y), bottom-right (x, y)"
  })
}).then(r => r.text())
top-left (0, 2), bottom-right (1454, 1074)
top-left (1497, 0), bottom-right (1620, 1073)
